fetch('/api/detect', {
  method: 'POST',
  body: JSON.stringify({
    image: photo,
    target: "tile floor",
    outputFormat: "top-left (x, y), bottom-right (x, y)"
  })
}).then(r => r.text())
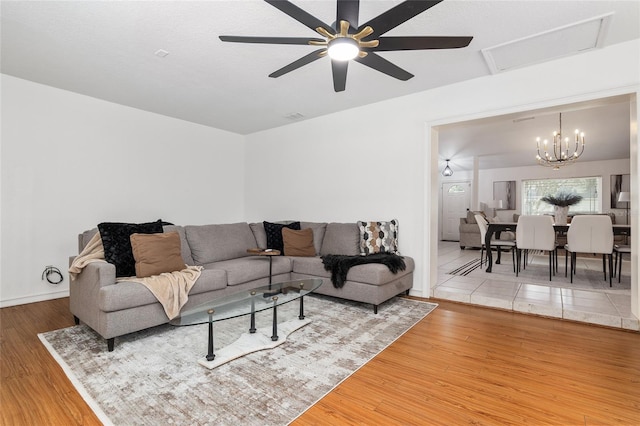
top-left (434, 241), bottom-right (639, 331)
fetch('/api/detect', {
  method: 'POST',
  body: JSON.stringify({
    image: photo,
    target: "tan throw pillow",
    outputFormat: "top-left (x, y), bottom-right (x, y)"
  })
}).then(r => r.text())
top-left (282, 228), bottom-right (316, 257)
top-left (130, 232), bottom-right (186, 278)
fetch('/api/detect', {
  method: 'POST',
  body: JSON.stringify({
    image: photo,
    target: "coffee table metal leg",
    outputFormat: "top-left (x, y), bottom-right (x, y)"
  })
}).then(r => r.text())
top-left (299, 296), bottom-right (305, 320)
top-left (206, 309), bottom-right (215, 361)
top-left (271, 296), bottom-right (278, 341)
top-left (249, 291), bottom-right (256, 333)
top-left (298, 282), bottom-right (306, 320)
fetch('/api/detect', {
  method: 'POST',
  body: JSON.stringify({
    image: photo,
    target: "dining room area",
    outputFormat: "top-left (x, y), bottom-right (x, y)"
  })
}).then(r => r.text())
top-left (435, 238), bottom-right (636, 330)
top-left (435, 94), bottom-right (637, 332)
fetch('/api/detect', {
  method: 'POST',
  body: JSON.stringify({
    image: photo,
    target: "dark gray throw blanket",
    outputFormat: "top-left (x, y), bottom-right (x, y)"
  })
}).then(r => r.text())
top-left (321, 253), bottom-right (406, 288)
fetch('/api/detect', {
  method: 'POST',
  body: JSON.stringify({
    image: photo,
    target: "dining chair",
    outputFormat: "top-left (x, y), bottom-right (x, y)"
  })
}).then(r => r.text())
top-left (613, 244), bottom-right (631, 283)
top-left (475, 214), bottom-right (516, 271)
top-left (564, 215), bottom-right (614, 286)
top-left (515, 215), bottom-right (556, 281)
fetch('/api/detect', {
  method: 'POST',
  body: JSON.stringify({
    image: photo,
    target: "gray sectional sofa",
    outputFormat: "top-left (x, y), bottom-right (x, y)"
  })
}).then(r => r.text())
top-left (69, 221), bottom-right (415, 351)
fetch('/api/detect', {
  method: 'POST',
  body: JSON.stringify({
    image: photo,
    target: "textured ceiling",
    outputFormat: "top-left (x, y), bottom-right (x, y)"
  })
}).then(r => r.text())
top-left (1, 1), bottom-right (638, 171)
top-left (2, 0), bottom-right (639, 138)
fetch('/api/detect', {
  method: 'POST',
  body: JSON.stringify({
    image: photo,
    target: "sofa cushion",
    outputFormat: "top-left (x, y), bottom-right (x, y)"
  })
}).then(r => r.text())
top-left (188, 269), bottom-right (228, 294)
top-left (291, 257), bottom-right (330, 278)
top-left (249, 223), bottom-right (267, 249)
top-left (130, 232), bottom-right (186, 278)
top-left (203, 256), bottom-right (292, 286)
top-left (263, 221), bottom-right (300, 253)
top-left (300, 222), bottom-right (327, 255)
top-left (185, 223), bottom-right (257, 264)
top-left (282, 228), bottom-right (316, 257)
top-left (100, 268), bottom-right (227, 312)
top-left (292, 256), bottom-right (415, 286)
top-left (320, 223), bottom-right (360, 256)
top-left (345, 257), bottom-right (415, 285)
top-left (163, 225), bottom-right (195, 265)
top-left (357, 219), bottom-right (399, 255)
top-left (98, 220), bottom-right (165, 277)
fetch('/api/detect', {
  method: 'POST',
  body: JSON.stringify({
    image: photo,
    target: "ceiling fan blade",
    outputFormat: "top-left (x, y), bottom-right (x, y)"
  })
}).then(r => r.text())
top-left (219, 35), bottom-right (325, 45)
top-left (336, 0), bottom-right (359, 29)
top-left (264, 0), bottom-right (333, 34)
top-left (354, 52), bottom-right (413, 81)
top-left (359, 0), bottom-right (443, 37)
top-left (331, 60), bottom-right (348, 92)
top-left (269, 49), bottom-right (326, 78)
top-left (376, 36), bottom-right (473, 51)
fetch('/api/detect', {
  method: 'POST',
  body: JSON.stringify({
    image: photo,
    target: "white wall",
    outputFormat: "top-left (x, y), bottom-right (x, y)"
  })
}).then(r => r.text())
top-left (0, 75), bottom-right (245, 307)
top-left (245, 38), bottom-right (640, 317)
top-left (244, 104), bottom-right (426, 287)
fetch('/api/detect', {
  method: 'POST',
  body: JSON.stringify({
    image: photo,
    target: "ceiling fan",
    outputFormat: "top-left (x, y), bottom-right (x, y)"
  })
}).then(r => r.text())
top-left (219, 0), bottom-right (473, 92)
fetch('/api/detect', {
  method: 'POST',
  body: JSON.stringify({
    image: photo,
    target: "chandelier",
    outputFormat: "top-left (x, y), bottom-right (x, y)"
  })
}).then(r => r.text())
top-left (535, 113), bottom-right (585, 170)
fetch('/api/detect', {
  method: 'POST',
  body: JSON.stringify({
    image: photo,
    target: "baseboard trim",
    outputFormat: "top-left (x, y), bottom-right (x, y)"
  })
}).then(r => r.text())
top-left (0, 290), bottom-right (70, 308)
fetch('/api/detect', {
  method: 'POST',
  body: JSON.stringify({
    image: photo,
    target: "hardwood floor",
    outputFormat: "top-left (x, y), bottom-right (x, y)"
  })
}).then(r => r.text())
top-left (2, 297), bottom-right (639, 425)
top-left (0, 298), bottom-right (101, 425)
top-left (295, 299), bottom-right (640, 425)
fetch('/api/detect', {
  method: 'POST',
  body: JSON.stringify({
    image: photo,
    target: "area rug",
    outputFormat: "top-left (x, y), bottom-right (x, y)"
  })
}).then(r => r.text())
top-left (447, 258), bottom-right (482, 276)
top-left (39, 295), bottom-right (436, 425)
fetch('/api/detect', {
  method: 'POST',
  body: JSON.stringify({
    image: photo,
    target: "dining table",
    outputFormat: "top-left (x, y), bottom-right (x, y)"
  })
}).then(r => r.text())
top-left (484, 222), bottom-right (631, 273)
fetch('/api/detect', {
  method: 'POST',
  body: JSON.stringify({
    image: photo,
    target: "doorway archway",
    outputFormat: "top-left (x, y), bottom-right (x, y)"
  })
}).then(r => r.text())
top-left (425, 91), bottom-right (639, 320)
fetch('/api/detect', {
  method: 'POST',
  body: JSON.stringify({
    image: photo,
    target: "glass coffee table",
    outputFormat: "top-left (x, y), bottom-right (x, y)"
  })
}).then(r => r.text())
top-left (170, 278), bottom-right (323, 369)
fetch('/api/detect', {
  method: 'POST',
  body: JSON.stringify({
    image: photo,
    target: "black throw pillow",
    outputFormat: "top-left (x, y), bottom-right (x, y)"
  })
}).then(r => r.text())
top-left (98, 220), bottom-right (165, 277)
top-left (263, 221), bottom-right (301, 254)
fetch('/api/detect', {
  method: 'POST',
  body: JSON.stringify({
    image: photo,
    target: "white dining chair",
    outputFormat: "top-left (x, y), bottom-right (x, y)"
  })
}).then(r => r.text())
top-left (475, 214), bottom-right (516, 271)
top-left (516, 215), bottom-right (556, 281)
top-left (564, 215), bottom-right (614, 286)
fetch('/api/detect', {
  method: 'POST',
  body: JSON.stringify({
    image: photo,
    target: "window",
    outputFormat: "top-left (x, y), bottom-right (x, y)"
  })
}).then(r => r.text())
top-left (522, 177), bottom-right (602, 215)
top-left (448, 184), bottom-right (466, 194)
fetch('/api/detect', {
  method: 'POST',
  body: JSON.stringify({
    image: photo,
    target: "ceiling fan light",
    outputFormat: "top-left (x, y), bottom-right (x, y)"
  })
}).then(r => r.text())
top-left (327, 38), bottom-right (359, 61)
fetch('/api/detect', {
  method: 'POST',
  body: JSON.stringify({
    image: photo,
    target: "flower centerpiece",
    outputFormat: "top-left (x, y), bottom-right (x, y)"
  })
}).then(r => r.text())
top-left (540, 192), bottom-right (583, 225)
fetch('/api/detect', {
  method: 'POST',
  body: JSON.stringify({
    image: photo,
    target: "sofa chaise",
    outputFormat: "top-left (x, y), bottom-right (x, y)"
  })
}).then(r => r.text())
top-left (69, 221), bottom-right (415, 351)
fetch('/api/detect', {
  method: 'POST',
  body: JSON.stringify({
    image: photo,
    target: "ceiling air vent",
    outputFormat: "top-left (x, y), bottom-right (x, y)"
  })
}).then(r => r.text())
top-left (482, 12), bottom-right (613, 74)
top-left (284, 112), bottom-right (305, 121)
top-left (154, 49), bottom-right (170, 58)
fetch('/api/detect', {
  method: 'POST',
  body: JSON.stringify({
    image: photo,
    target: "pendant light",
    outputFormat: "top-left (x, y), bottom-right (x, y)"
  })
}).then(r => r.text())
top-left (442, 159), bottom-right (453, 177)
